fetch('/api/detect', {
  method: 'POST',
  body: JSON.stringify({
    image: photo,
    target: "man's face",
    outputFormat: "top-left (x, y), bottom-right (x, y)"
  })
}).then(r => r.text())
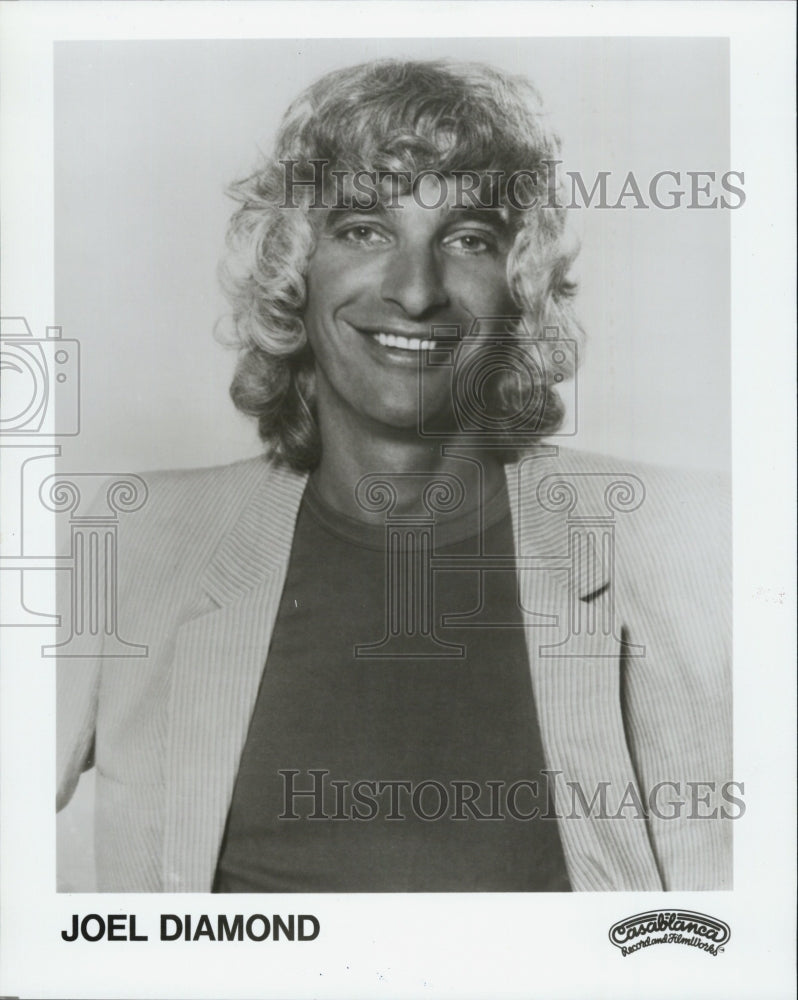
top-left (303, 176), bottom-right (518, 432)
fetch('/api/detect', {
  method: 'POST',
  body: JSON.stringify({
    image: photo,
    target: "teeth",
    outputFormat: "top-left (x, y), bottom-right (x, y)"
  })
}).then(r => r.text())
top-left (373, 332), bottom-right (436, 350)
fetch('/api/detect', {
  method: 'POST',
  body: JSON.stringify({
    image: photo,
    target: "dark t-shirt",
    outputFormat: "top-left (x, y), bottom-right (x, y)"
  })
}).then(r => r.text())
top-left (213, 477), bottom-right (570, 892)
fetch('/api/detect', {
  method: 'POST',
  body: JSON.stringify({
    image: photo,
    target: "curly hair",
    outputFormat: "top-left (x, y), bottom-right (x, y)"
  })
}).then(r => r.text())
top-left (218, 59), bottom-right (583, 470)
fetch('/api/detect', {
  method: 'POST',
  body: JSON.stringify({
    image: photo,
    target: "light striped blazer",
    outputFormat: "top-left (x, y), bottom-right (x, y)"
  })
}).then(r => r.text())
top-left (56, 446), bottom-right (732, 892)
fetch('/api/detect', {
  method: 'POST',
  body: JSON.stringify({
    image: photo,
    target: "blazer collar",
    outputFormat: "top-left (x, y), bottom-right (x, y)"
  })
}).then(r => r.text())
top-left (199, 460), bottom-right (309, 609)
top-left (198, 446), bottom-right (611, 610)
top-left (506, 447), bottom-right (613, 600)
top-left (163, 460), bottom-right (309, 891)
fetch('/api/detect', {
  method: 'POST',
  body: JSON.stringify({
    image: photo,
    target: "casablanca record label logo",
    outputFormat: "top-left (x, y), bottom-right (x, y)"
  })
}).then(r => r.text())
top-left (609, 910), bottom-right (731, 957)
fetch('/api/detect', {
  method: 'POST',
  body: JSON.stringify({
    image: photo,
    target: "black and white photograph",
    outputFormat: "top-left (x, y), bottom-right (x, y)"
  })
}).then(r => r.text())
top-left (53, 36), bottom-right (736, 896)
top-left (0, 4), bottom-right (795, 999)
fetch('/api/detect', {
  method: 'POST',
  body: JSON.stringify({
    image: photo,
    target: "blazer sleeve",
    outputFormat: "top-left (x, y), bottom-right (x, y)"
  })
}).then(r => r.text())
top-left (54, 481), bottom-right (109, 811)
top-left (55, 533), bottom-right (102, 810)
top-left (616, 464), bottom-right (732, 889)
top-left (56, 655), bottom-right (100, 811)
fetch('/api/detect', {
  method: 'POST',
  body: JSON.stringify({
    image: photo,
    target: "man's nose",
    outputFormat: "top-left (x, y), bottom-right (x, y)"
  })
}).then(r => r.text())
top-left (380, 246), bottom-right (450, 318)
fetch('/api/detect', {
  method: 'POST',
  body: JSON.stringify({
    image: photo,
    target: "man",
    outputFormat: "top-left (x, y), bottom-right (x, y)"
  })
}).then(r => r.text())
top-left (57, 59), bottom-right (731, 892)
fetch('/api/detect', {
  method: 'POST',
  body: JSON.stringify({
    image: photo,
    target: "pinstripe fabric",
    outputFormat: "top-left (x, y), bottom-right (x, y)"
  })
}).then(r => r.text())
top-left (56, 448), bottom-right (732, 892)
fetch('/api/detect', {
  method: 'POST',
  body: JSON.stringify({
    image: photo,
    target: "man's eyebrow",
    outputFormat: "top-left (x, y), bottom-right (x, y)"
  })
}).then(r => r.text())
top-left (319, 204), bottom-right (511, 233)
top-left (445, 206), bottom-right (510, 228)
top-left (320, 204), bottom-right (389, 230)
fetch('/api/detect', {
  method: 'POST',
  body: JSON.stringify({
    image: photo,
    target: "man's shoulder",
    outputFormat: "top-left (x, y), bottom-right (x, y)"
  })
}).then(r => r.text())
top-left (138, 452), bottom-right (307, 500)
top-left (115, 455), bottom-right (305, 551)
top-left (521, 445), bottom-right (729, 512)
top-left (136, 454), bottom-right (273, 494)
top-left (514, 445), bottom-right (730, 560)
top-left (537, 445), bottom-right (728, 493)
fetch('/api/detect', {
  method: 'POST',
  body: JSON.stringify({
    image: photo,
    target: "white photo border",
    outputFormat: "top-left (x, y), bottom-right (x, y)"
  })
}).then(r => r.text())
top-left (1, 3), bottom-right (795, 999)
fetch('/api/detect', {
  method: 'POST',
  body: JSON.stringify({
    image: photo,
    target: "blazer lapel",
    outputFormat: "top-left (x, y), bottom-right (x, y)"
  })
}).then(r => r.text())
top-left (162, 463), bottom-right (308, 892)
top-left (506, 450), bottom-right (662, 891)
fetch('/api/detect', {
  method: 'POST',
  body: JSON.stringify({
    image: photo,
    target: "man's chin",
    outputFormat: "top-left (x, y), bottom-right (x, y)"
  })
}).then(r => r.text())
top-left (364, 403), bottom-right (455, 440)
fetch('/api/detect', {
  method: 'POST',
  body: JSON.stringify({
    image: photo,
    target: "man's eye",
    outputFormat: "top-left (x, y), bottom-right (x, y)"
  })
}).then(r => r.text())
top-left (444, 233), bottom-right (495, 254)
top-left (338, 224), bottom-right (388, 246)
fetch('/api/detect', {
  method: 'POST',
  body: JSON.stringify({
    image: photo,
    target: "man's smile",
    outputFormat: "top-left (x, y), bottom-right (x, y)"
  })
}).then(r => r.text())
top-left (370, 331), bottom-right (437, 351)
top-left (346, 320), bottom-right (452, 364)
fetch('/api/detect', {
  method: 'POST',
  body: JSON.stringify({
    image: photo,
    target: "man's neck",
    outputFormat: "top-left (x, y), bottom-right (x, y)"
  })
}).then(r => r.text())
top-left (311, 396), bottom-right (505, 524)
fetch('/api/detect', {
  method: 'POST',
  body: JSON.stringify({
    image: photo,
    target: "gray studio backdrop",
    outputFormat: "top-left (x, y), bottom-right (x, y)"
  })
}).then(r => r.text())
top-left (54, 37), bottom-right (730, 888)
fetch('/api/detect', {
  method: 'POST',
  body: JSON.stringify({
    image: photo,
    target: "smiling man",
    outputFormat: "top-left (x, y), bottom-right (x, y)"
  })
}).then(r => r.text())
top-left (57, 59), bottom-right (732, 893)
